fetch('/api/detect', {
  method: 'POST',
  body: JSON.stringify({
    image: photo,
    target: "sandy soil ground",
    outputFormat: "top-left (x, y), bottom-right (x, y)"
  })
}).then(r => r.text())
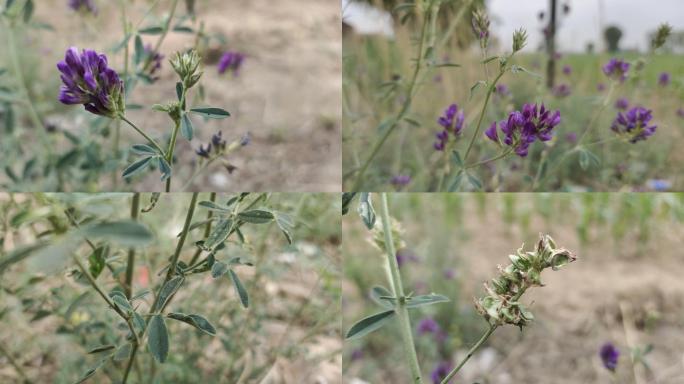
top-left (26, 0), bottom-right (341, 192)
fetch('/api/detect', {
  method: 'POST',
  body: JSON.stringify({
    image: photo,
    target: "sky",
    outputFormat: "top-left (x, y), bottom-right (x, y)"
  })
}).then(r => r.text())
top-left (489, 0), bottom-right (684, 52)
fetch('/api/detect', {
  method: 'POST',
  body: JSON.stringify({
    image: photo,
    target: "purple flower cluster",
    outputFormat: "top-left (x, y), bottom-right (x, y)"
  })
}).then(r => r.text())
top-left (599, 343), bottom-right (619, 372)
top-left (430, 361), bottom-right (453, 384)
top-left (678, 108), bottom-right (684, 119)
top-left (57, 47), bottom-right (124, 118)
top-left (218, 51), bottom-right (245, 77)
top-left (485, 103), bottom-right (561, 157)
top-left (495, 83), bottom-right (510, 96)
top-left (417, 317), bottom-right (441, 335)
top-left (434, 104), bottom-right (465, 151)
top-left (562, 64), bottom-right (572, 75)
top-left (615, 97), bottom-right (629, 110)
top-left (195, 131), bottom-right (227, 158)
top-left (602, 58), bottom-right (630, 82)
top-left (658, 72), bottom-right (670, 87)
top-left (611, 106), bottom-right (657, 143)
top-left (68, 0), bottom-right (97, 14)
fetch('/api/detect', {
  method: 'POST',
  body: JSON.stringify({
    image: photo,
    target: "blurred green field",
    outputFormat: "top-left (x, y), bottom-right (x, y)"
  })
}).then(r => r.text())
top-left (343, 27), bottom-right (684, 192)
top-left (343, 193), bottom-right (684, 383)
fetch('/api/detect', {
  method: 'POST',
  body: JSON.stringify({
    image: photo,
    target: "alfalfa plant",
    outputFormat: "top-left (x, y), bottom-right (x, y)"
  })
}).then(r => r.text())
top-left (342, 192), bottom-right (576, 383)
top-left (0, 192), bottom-right (294, 383)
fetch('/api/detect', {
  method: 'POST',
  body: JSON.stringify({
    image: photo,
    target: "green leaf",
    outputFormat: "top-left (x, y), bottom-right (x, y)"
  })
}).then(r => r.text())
top-left (467, 173), bottom-right (483, 190)
top-left (157, 276), bottom-right (184, 309)
top-left (0, 241), bottom-right (48, 274)
top-left (4, 102), bottom-right (14, 133)
top-left (158, 157), bottom-right (172, 181)
top-left (167, 313), bottom-right (216, 336)
top-left (370, 286), bottom-right (394, 309)
top-left (172, 25), bottom-right (194, 33)
top-left (392, 3), bottom-right (414, 14)
top-left (175, 82), bottom-right (185, 109)
top-left (147, 314), bottom-right (169, 363)
top-left (481, 56), bottom-right (499, 64)
top-left (578, 148), bottom-right (600, 170)
top-left (451, 150), bottom-right (463, 168)
top-left (198, 201), bottom-right (230, 212)
top-left (448, 171), bottom-right (464, 192)
top-left (180, 113), bottom-right (193, 141)
top-left (203, 218), bottom-right (233, 250)
top-left (228, 269), bottom-right (249, 308)
top-left (132, 311), bottom-right (146, 335)
top-left (134, 35), bottom-right (144, 65)
top-left (22, 0), bottom-right (33, 22)
top-left (87, 344), bottom-right (116, 354)
top-left (189, 107), bottom-right (230, 119)
top-left (113, 342), bottom-right (132, 361)
top-left (131, 144), bottom-right (158, 156)
top-left (345, 310), bottom-right (395, 340)
top-left (237, 210), bottom-right (274, 224)
top-left (274, 212), bottom-right (294, 244)
top-left (85, 220), bottom-right (154, 246)
top-left (406, 294), bottom-right (450, 308)
top-left (433, 63), bottom-right (461, 68)
top-left (341, 192), bottom-right (357, 215)
top-left (357, 193), bottom-right (375, 229)
top-left (469, 80), bottom-right (487, 100)
top-left (139, 26), bottom-right (164, 35)
top-left (210, 260), bottom-right (228, 278)
top-left (510, 65), bottom-right (541, 78)
top-left (75, 359), bottom-right (105, 384)
top-left (110, 292), bottom-right (133, 313)
top-left (87, 245), bottom-right (107, 279)
top-left (122, 156), bottom-right (153, 179)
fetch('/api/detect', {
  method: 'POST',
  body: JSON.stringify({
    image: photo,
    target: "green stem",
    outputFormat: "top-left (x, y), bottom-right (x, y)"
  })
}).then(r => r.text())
top-left (120, 115), bottom-right (167, 156)
top-left (143, 0), bottom-right (180, 71)
top-left (124, 192), bottom-right (198, 384)
top-left (577, 81), bottom-right (615, 144)
top-left (4, 20), bottom-right (50, 154)
top-left (462, 70), bottom-right (506, 164)
top-left (189, 192), bottom-right (216, 265)
top-left (351, 5), bottom-right (436, 191)
top-left (465, 148), bottom-right (513, 170)
top-left (379, 193), bottom-right (423, 383)
top-left (124, 193), bottom-right (141, 298)
top-left (164, 86), bottom-right (188, 192)
top-left (440, 324), bottom-right (497, 384)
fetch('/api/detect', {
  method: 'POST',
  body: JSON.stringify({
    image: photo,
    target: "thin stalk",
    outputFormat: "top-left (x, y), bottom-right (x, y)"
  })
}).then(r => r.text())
top-left (379, 194), bottom-right (423, 383)
top-left (440, 324), bottom-right (497, 384)
top-left (123, 192), bottom-right (198, 384)
top-left (114, 0), bottom-right (130, 189)
top-left (351, 4), bottom-right (436, 191)
top-left (164, 87), bottom-right (188, 192)
top-left (124, 193), bottom-right (141, 298)
top-left (189, 192), bottom-right (216, 265)
top-left (121, 343), bottom-right (138, 384)
top-left (144, 0), bottom-right (180, 71)
top-left (465, 148), bottom-right (513, 170)
top-left (4, 20), bottom-right (50, 153)
top-left (120, 115), bottom-right (167, 156)
top-left (577, 82), bottom-right (615, 144)
top-left (462, 70), bottom-right (506, 164)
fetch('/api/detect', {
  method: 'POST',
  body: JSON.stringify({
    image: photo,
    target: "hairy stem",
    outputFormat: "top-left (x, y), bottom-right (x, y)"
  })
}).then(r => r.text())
top-left (189, 192), bottom-right (216, 265)
top-left (379, 193), bottom-right (423, 383)
top-left (462, 70), bottom-right (506, 164)
top-left (124, 193), bottom-right (141, 298)
top-left (164, 87), bottom-right (188, 192)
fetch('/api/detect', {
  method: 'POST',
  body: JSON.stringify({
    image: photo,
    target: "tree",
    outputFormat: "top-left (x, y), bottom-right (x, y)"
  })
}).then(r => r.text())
top-left (604, 25), bottom-right (623, 52)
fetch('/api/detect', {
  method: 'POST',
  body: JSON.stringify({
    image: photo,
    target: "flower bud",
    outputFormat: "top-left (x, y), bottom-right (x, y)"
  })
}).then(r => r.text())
top-left (170, 50), bottom-right (203, 88)
top-left (512, 28), bottom-right (528, 53)
top-left (651, 23), bottom-right (672, 50)
top-left (471, 9), bottom-right (490, 48)
top-left (369, 216), bottom-right (406, 255)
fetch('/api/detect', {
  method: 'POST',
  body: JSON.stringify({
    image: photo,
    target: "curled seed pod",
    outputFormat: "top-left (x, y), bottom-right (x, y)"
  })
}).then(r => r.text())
top-left (475, 234), bottom-right (576, 328)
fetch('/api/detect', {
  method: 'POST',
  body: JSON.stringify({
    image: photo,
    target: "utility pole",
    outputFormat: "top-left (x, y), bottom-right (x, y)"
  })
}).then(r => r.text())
top-left (546, 0), bottom-right (557, 89)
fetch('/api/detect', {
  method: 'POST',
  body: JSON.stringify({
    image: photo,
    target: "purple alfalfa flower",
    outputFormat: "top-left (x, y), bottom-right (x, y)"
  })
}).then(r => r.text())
top-left (647, 179), bottom-right (671, 191)
top-left (350, 349), bottom-right (364, 362)
top-left (144, 44), bottom-right (164, 81)
top-left (211, 131), bottom-right (227, 151)
top-left (562, 64), bottom-right (572, 75)
top-left (195, 143), bottom-right (211, 158)
top-left (57, 47), bottom-right (125, 118)
top-left (390, 174), bottom-right (411, 189)
top-left (485, 103), bottom-right (561, 157)
top-left (431, 361), bottom-right (454, 384)
top-left (417, 317), bottom-right (441, 335)
top-left (68, 0), bottom-right (97, 14)
top-left (218, 51), bottom-right (245, 77)
top-left (600, 343), bottom-right (620, 372)
top-left (603, 58), bottom-right (630, 83)
top-left (552, 83), bottom-right (571, 98)
top-left (240, 132), bottom-right (252, 146)
top-left (471, 9), bottom-right (490, 45)
top-left (395, 248), bottom-right (419, 268)
top-left (677, 108), bottom-right (684, 119)
top-left (611, 106), bottom-right (657, 143)
top-left (658, 72), bottom-right (670, 87)
top-left (434, 103), bottom-right (465, 151)
top-left (565, 132), bottom-right (578, 144)
top-left (597, 83), bottom-right (606, 92)
top-left (615, 97), bottom-right (629, 110)
top-left (443, 268), bottom-right (456, 280)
